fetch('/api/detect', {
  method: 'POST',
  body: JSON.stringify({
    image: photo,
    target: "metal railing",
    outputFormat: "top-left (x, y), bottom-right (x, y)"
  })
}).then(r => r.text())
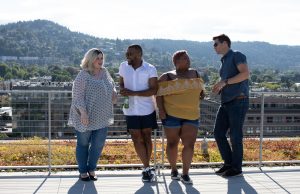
top-left (0, 90), bottom-right (299, 172)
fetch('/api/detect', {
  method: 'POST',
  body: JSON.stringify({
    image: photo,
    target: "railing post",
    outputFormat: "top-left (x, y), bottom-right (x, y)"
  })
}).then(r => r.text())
top-left (161, 125), bottom-right (165, 170)
top-left (153, 123), bottom-right (164, 176)
top-left (153, 127), bottom-right (157, 169)
top-left (259, 93), bottom-right (265, 169)
top-left (48, 92), bottom-right (52, 174)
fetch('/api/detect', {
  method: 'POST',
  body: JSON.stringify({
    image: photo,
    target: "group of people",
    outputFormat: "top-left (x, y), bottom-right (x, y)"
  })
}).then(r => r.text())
top-left (68, 34), bottom-right (250, 184)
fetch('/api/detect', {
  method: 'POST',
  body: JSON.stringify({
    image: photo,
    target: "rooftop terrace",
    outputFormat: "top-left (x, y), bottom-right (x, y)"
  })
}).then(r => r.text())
top-left (0, 166), bottom-right (299, 194)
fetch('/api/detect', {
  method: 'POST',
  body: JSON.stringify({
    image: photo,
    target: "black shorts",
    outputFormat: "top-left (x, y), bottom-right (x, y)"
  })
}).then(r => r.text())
top-left (126, 111), bottom-right (158, 130)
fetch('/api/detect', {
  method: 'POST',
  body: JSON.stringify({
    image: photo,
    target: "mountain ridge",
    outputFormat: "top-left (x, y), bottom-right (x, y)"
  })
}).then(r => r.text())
top-left (1, 19), bottom-right (300, 70)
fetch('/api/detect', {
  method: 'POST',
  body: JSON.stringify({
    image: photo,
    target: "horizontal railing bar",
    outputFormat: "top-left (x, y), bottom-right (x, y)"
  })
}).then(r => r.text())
top-left (1, 160), bottom-right (299, 170)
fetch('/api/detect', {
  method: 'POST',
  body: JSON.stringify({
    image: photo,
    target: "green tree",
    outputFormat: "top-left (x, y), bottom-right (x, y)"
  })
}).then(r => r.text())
top-left (0, 64), bottom-right (9, 78)
top-left (281, 76), bottom-right (294, 89)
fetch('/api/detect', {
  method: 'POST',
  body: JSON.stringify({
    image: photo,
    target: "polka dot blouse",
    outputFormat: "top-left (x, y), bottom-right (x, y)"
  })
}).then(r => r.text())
top-left (68, 68), bottom-right (115, 132)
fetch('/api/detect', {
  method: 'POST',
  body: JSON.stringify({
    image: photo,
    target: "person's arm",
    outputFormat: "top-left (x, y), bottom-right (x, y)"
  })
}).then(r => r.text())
top-left (72, 71), bottom-right (89, 125)
top-left (119, 76), bottom-right (125, 91)
top-left (119, 76), bottom-right (126, 97)
top-left (227, 63), bottom-right (250, 84)
top-left (120, 77), bottom-right (158, 97)
top-left (112, 87), bottom-right (118, 104)
top-left (200, 90), bottom-right (206, 100)
top-left (105, 69), bottom-right (117, 104)
top-left (195, 70), bottom-right (206, 99)
top-left (118, 63), bottom-right (126, 96)
top-left (156, 74), bottom-right (168, 120)
top-left (156, 95), bottom-right (166, 120)
top-left (212, 63), bottom-right (249, 94)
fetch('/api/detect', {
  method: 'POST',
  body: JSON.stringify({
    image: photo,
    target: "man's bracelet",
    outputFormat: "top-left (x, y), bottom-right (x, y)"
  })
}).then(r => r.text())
top-left (224, 79), bottom-right (228, 86)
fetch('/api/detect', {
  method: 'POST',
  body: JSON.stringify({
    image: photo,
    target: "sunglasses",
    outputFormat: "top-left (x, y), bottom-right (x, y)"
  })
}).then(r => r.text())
top-left (94, 49), bottom-right (102, 54)
top-left (213, 42), bottom-right (222, 47)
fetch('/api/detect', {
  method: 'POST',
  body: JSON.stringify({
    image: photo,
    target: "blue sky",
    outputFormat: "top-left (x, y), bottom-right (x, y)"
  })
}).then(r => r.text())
top-left (0, 0), bottom-right (299, 45)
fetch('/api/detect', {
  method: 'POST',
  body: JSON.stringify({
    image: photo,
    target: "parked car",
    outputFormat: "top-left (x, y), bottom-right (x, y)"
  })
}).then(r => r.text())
top-left (0, 127), bottom-right (8, 131)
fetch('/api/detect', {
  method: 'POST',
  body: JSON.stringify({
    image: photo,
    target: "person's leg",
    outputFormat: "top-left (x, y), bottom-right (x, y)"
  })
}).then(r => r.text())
top-left (141, 128), bottom-right (153, 166)
top-left (75, 130), bottom-right (91, 174)
top-left (213, 105), bottom-right (231, 165)
top-left (129, 129), bottom-right (150, 168)
top-left (180, 124), bottom-right (198, 175)
top-left (164, 127), bottom-right (181, 172)
top-left (140, 111), bottom-right (158, 166)
top-left (88, 127), bottom-right (108, 172)
top-left (227, 99), bottom-right (249, 171)
top-left (127, 113), bottom-right (156, 182)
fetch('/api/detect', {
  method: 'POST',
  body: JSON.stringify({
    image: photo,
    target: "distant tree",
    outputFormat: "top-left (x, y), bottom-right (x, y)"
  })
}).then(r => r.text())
top-left (263, 75), bottom-right (274, 82)
top-left (52, 74), bottom-right (72, 82)
top-left (0, 64), bottom-right (9, 77)
top-left (51, 69), bottom-right (72, 81)
top-left (281, 76), bottom-right (294, 89)
top-left (48, 65), bottom-right (62, 72)
top-left (251, 74), bottom-right (258, 82)
top-left (201, 73), bottom-right (209, 83)
top-left (294, 73), bottom-right (300, 82)
top-left (65, 67), bottom-right (79, 78)
top-left (4, 72), bottom-right (13, 80)
top-left (37, 68), bottom-right (48, 77)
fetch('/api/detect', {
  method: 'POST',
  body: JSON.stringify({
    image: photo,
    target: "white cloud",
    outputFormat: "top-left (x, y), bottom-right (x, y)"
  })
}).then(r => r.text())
top-left (0, 0), bottom-right (299, 45)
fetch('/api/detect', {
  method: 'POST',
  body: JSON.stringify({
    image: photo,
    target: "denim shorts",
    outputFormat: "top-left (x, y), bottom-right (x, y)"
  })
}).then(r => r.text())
top-left (162, 114), bottom-right (199, 128)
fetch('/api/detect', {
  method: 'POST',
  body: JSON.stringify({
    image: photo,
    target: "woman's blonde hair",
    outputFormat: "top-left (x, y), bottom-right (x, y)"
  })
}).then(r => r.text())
top-left (80, 48), bottom-right (104, 74)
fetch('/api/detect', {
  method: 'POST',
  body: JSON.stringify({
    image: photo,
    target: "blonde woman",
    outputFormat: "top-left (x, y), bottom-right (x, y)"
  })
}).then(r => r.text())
top-left (68, 48), bottom-right (117, 181)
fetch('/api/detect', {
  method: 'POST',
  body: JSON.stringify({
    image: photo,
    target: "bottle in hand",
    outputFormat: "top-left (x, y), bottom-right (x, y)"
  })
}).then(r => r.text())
top-left (123, 96), bottom-right (129, 109)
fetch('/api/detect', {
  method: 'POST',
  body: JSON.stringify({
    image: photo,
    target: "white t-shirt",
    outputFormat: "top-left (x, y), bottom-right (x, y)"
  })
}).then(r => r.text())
top-left (119, 61), bottom-right (158, 116)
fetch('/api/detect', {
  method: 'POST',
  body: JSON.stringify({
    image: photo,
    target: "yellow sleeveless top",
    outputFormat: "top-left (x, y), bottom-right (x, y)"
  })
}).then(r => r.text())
top-left (157, 78), bottom-right (204, 120)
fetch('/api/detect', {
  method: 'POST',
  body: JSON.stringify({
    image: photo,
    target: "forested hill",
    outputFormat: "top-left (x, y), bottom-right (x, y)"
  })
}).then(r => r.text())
top-left (1, 19), bottom-right (300, 70)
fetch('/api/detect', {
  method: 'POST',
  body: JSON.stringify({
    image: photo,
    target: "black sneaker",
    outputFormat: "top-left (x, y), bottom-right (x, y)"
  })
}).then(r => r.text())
top-left (88, 171), bottom-right (98, 181)
top-left (79, 173), bottom-right (90, 181)
top-left (181, 174), bottom-right (193, 184)
top-left (215, 165), bottom-right (232, 175)
top-left (149, 167), bottom-right (156, 174)
top-left (171, 170), bottom-right (180, 180)
top-left (142, 168), bottom-right (150, 182)
top-left (148, 167), bottom-right (156, 182)
top-left (222, 168), bottom-right (242, 177)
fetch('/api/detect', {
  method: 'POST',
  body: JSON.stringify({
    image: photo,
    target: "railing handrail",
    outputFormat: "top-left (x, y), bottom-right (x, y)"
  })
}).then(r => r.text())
top-left (0, 90), bottom-right (299, 172)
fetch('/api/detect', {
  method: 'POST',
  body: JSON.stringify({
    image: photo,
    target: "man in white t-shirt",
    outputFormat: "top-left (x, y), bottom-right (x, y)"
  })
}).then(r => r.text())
top-left (119, 44), bottom-right (158, 182)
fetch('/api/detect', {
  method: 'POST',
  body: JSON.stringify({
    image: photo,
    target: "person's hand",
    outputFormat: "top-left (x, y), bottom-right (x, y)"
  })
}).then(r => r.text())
top-left (120, 88), bottom-right (134, 96)
top-left (112, 90), bottom-right (117, 104)
top-left (80, 112), bottom-right (89, 126)
top-left (212, 80), bottom-right (226, 94)
top-left (158, 109), bottom-right (166, 120)
top-left (200, 90), bottom-right (205, 99)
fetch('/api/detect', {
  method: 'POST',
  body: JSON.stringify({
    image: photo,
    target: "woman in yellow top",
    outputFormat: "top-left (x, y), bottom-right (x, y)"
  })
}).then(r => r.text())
top-left (156, 50), bottom-right (205, 184)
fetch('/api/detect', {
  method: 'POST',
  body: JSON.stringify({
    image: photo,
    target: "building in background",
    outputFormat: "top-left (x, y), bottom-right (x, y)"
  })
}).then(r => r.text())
top-left (10, 78), bottom-right (73, 138)
top-left (200, 94), bottom-right (300, 137)
top-left (1, 78), bottom-right (299, 139)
